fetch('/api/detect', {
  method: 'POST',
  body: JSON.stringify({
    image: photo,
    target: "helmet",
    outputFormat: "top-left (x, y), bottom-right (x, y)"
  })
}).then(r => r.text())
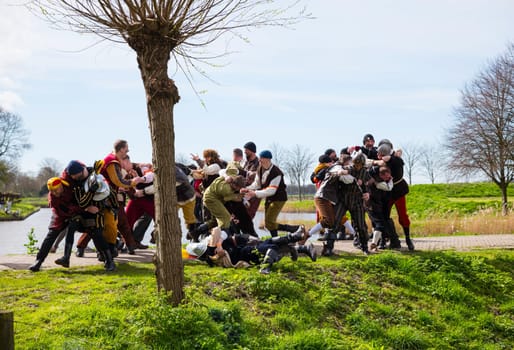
top-left (352, 151), bottom-right (367, 165)
top-left (378, 138), bottom-right (393, 149)
top-left (84, 173), bottom-right (110, 201)
top-left (186, 240), bottom-right (208, 258)
top-left (377, 143), bottom-right (392, 157)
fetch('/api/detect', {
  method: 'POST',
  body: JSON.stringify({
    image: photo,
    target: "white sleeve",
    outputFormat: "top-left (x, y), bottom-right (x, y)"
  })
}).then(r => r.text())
top-left (204, 164), bottom-right (221, 176)
top-left (255, 175), bottom-right (281, 198)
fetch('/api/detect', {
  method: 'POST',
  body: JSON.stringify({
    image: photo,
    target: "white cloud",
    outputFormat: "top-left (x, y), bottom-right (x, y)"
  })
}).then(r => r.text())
top-left (0, 91), bottom-right (24, 111)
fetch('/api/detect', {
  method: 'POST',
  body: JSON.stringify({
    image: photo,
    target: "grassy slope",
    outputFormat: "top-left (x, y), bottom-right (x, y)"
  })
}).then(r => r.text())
top-left (1, 250), bottom-right (513, 349)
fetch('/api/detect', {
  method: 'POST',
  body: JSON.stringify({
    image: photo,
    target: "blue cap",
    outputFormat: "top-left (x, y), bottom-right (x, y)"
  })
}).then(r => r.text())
top-left (259, 150), bottom-right (272, 159)
top-left (66, 160), bottom-right (84, 175)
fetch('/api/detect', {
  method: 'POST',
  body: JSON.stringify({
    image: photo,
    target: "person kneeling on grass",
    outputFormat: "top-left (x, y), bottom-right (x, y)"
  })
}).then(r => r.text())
top-left (186, 226), bottom-right (317, 274)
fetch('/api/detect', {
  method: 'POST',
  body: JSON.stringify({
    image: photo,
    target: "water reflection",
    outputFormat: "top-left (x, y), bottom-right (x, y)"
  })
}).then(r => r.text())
top-left (0, 209), bottom-right (315, 256)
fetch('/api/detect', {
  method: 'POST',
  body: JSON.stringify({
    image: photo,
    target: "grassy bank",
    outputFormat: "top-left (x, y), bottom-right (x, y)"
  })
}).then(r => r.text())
top-left (0, 197), bottom-right (47, 221)
top-left (1, 250), bottom-right (513, 349)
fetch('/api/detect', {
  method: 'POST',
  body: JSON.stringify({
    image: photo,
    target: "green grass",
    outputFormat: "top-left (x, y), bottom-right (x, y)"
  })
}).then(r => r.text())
top-left (0, 197), bottom-right (47, 220)
top-left (1, 250), bottom-right (513, 349)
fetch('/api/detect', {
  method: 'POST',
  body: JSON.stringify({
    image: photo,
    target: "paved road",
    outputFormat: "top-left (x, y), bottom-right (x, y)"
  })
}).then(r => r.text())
top-left (1, 234), bottom-right (513, 271)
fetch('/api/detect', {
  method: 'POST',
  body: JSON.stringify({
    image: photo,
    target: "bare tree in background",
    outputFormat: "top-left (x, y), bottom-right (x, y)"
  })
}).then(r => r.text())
top-left (283, 144), bottom-right (314, 200)
top-left (0, 108), bottom-right (31, 188)
top-left (400, 142), bottom-right (422, 185)
top-left (269, 142), bottom-right (287, 169)
top-left (28, 0), bottom-right (309, 305)
top-left (420, 144), bottom-right (442, 184)
top-left (445, 43), bottom-right (514, 215)
top-left (37, 158), bottom-right (62, 182)
top-left (0, 108), bottom-right (31, 162)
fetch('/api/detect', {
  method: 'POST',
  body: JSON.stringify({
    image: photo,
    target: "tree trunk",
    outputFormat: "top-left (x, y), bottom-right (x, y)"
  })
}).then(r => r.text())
top-left (500, 183), bottom-right (509, 216)
top-left (129, 32), bottom-right (184, 305)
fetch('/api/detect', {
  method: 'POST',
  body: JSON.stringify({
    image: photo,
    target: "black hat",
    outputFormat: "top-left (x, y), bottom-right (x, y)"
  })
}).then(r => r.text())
top-left (363, 133), bottom-right (375, 144)
top-left (324, 148), bottom-right (336, 156)
top-left (319, 155), bottom-right (331, 163)
top-left (243, 141), bottom-right (257, 153)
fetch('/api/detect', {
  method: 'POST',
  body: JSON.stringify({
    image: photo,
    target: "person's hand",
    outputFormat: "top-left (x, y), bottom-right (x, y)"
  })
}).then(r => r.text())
top-left (132, 176), bottom-right (145, 185)
top-left (89, 180), bottom-right (99, 193)
top-left (86, 206), bottom-right (99, 214)
top-left (244, 190), bottom-right (256, 199)
top-left (135, 189), bottom-right (145, 198)
top-left (362, 193), bottom-right (370, 201)
top-left (190, 153), bottom-right (200, 161)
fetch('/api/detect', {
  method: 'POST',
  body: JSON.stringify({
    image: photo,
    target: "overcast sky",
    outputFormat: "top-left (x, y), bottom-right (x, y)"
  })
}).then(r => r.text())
top-left (1, 0), bottom-right (513, 184)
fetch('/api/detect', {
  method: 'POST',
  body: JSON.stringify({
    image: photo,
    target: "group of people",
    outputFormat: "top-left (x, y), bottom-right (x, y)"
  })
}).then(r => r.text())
top-left (29, 140), bottom-right (153, 272)
top-left (28, 133), bottom-right (413, 274)
top-left (309, 133), bottom-right (414, 256)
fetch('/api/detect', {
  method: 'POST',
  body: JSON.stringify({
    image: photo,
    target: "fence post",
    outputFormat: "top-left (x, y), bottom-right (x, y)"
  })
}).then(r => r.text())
top-left (0, 310), bottom-right (14, 350)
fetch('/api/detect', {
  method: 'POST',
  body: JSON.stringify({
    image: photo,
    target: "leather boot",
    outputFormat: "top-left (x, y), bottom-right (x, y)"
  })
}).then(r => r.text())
top-left (109, 243), bottom-right (119, 258)
top-left (259, 249), bottom-right (280, 274)
top-left (103, 249), bottom-right (116, 271)
top-left (187, 223), bottom-right (209, 242)
top-left (296, 243), bottom-right (317, 262)
top-left (75, 247), bottom-right (85, 257)
top-left (387, 219), bottom-right (402, 249)
top-left (28, 260), bottom-right (43, 272)
top-left (269, 229), bottom-right (278, 237)
top-left (55, 242), bottom-right (73, 268)
top-left (286, 225), bottom-right (306, 243)
top-left (277, 224), bottom-right (300, 233)
top-left (403, 226), bottom-right (414, 251)
top-left (322, 231), bottom-right (337, 256)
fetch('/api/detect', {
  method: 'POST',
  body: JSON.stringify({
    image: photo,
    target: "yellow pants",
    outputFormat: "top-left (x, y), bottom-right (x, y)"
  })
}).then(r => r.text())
top-left (102, 209), bottom-right (118, 244)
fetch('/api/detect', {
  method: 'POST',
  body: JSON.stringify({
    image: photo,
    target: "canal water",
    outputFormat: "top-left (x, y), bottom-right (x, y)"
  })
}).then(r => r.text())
top-left (0, 209), bottom-right (316, 256)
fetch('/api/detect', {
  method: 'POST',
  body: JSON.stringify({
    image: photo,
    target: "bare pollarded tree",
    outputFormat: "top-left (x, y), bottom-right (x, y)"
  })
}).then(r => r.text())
top-left (419, 143), bottom-right (443, 184)
top-left (28, 0), bottom-right (310, 305)
top-left (400, 142), bottom-right (422, 185)
top-left (283, 144), bottom-right (314, 200)
top-left (446, 43), bottom-right (514, 215)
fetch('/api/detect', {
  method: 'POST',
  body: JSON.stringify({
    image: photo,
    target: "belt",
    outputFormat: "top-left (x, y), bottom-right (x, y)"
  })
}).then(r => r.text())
top-left (394, 178), bottom-right (405, 185)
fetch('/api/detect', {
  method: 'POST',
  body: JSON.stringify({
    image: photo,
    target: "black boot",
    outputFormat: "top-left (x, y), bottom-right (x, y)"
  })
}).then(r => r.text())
top-left (76, 247), bottom-right (85, 257)
top-left (271, 236), bottom-right (290, 245)
top-left (322, 231), bottom-right (337, 256)
top-left (109, 243), bottom-right (119, 258)
top-left (277, 224), bottom-right (300, 233)
top-left (28, 260), bottom-right (43, 272)
top-left (187, 223), bottom-right (209, 242)
top-left (359, 231), bottom-right (370, 255)
top-left (403, 226), bottom-right (414, 251)
top-left (259, 249), bottom-right (280, 274)
top-left (186, 223), bottom-right (199, 241)
top-left (269, 229), bottom-right (278, 238)
top-left (55, 242), bottom-right (73, 268)
top-left (296, 243), bottom-right (317, 262)
top-left (103, 249), bottom-right (116, 271)
top-left (387, 219), bottom-right (402, 249)
top-left (286, 225), bottom-right (306, 243)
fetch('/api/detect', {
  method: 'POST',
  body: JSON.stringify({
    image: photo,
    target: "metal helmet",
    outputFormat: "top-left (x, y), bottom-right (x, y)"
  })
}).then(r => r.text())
top-left (84, 173), bottom-right (110, 201)
top-left (377, 143), bottom-right (392, 157)
top-left (186, 240), bottom-right (208, 258)
top-left (352, 151), bottom-right (367, 165)
top-left (378, 138), bottom-right (393, 149)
